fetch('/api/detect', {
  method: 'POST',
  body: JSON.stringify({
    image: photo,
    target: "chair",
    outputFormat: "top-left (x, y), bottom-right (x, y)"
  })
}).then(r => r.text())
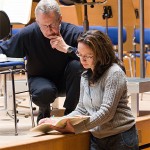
top-left (0, 11), bottom-right (35, 135)
top-left (130, 28), bottom-right (150, 77)
top-left (0, 11), bottom-right (11, 40)
top-left (134, 28), bottom-right (150, 48)
top-left (78, 25), bottom-right (127, 47)
top-left (78, 25), bottom-right (106, 34)
top-left (145, 55), bottom-right (150, 77)
top-left (98, 26), bottom-right (132, 77)
top-left (0, 62), bottom-right (25, 135)
top-left (130, 28), bottom-right (150, 100)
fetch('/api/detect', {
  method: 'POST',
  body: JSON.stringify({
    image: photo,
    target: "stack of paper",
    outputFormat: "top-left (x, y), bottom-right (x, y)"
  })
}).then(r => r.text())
top-left (0, 54), bottom-right (24, 62)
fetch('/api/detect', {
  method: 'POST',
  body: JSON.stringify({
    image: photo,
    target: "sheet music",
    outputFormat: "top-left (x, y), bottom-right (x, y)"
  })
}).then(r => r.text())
top-left (0, 0), bottom-right (32, 24)
top-left (0, 54), bottom-right (24, 62)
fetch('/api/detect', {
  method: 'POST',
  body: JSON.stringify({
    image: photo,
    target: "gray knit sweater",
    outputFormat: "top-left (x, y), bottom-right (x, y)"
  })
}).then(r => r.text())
top-left (67, 63), bottom-right (135, 139)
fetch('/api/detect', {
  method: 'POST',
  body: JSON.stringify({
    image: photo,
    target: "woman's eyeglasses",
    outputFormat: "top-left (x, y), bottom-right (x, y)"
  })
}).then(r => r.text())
top-left (76, 52), bottom-right (94, 60)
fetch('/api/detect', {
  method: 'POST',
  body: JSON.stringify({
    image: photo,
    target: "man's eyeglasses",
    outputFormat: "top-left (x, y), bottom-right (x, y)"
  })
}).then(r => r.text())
top-left (37, 21), bottom-right (59, 30)
top-left (76, 52), bottom-right (94, 60)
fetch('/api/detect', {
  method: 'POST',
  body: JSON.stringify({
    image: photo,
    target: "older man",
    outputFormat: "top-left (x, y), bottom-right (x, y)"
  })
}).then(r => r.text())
top-left (0, 0), bottom-right (82, 124)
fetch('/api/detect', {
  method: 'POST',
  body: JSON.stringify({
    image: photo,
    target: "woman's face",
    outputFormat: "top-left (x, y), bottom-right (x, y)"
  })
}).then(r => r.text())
top-left (77, 42), bottom-right (95, 71)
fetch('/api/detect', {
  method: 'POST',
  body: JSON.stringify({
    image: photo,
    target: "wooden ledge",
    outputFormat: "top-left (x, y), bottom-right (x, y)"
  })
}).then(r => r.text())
top-left (0, 131), bottom-right (90, 150)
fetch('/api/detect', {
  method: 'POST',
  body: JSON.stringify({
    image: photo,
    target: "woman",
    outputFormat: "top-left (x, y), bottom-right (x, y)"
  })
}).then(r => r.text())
top-left (39, 30), bottom-right (139, 150)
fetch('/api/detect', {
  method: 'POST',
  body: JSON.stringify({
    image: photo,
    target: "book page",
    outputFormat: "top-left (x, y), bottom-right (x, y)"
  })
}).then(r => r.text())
top-left (7, 57), bottom-right (24, 62)
top-left (0, 54), bottom-right (24, 62)
top-left (0, 0), bottom-right (32, 24)
top-left (55, 116), bottom-right (89, 127)
top-left (30, 116), bottom-right (90, 133)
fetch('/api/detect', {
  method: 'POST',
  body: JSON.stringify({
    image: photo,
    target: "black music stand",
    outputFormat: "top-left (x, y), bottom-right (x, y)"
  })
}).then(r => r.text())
top-left (59, 0), bottom-right (107, 32)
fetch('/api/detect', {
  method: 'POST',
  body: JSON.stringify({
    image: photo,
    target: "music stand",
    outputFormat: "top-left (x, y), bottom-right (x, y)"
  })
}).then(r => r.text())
top-left (59, 0), bottom-right (107, 32)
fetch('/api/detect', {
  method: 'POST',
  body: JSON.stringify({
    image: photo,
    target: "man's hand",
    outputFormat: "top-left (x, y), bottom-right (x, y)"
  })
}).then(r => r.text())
top-left (49, 34), bottom-right (70, 53)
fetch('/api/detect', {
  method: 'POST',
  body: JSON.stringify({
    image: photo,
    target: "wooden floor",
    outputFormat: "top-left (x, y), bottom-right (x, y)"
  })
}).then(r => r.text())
top-left (0, 74), bottom-right (150, 150)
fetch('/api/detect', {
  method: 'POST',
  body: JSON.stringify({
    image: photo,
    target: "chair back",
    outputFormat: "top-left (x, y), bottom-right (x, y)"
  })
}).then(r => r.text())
top-left (134, 28), bottom-right (150, 45)
top-left (0, 11), bottom-right (11, 40)
top-left (78, 26), bottom-right (127, 45)
top-left (107, 27), bottom-right (127, 45)
top-left (12, 28), bottom-right (22, 36)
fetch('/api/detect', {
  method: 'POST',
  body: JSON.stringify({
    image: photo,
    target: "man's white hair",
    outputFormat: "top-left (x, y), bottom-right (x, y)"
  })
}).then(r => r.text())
top-left (35, 0), bottom-right (61, 18)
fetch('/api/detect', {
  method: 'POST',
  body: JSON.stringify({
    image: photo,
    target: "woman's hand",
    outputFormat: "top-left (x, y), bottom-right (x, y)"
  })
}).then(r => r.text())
top-left (39, 118), bottom-right (75, 134)
top-left (50, 120), bottom-right (75, 134)
top-left (38, 117), bottom-right (57, 125)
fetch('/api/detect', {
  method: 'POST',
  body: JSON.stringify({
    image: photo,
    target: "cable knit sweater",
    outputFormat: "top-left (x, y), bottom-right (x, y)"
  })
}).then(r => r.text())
top-left (67, 63), bottom-right (135, 139)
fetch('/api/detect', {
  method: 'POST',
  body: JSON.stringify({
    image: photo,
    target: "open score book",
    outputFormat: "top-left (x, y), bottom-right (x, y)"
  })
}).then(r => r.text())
top-left (30, 116), bottom-right (90, 133)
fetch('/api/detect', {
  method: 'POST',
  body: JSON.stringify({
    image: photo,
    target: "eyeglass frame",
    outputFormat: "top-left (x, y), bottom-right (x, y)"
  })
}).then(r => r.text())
top-left (76, 51), bottom-right (94, 60)
top-left (36, 19), bottom-right (60, 31)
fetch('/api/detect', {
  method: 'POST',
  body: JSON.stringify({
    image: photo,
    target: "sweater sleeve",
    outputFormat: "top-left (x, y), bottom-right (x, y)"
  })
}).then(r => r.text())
top-left (0, 31), bottom-right (26, 57)
top-left (74, 70), bottom-right (127, 133)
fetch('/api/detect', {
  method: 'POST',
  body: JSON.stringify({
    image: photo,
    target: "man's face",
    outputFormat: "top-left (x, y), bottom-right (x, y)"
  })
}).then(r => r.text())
top-left (36, 11), bottom-right (62, 39)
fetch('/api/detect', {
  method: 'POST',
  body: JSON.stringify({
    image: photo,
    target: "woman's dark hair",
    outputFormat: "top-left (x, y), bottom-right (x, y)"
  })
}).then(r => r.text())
top-left (77, 30), bottom-right (125, 83)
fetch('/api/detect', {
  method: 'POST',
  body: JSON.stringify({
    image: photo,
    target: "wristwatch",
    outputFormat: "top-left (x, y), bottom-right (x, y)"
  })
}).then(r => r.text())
top-left (67, 46), bottom-right (74, 53)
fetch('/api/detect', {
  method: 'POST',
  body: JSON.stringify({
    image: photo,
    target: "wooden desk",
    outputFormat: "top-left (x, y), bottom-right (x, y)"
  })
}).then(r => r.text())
top-left (0, 132), bottom-right (90, 150)
top-left (136, 115), bottom-right (150, 148)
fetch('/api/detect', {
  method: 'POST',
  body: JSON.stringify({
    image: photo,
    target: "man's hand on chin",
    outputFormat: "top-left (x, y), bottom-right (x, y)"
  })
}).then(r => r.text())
top-left (49, 34), bottom-right (68, 53)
